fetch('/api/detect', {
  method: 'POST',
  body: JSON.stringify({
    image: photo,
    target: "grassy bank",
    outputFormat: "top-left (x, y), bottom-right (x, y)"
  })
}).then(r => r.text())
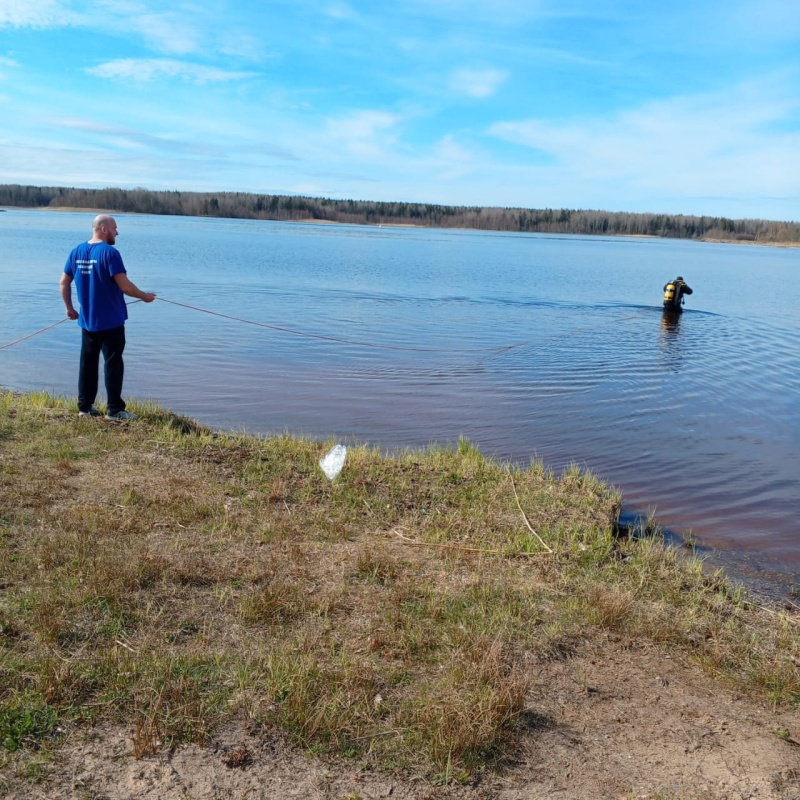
top-left (0, 391), bottom-right (798, 783)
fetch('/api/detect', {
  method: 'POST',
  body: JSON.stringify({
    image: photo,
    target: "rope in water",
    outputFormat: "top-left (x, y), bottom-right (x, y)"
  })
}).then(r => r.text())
top-left (0, 317), bottom-right (70, 350)
top-left (0, 296), bottom-right (655, 354)
top-left (154, 297), bottom-right (521, 353)
top-left (0, 299), bottom-right (142, 351)
top-left (0, 296), bottom-right (521, 354)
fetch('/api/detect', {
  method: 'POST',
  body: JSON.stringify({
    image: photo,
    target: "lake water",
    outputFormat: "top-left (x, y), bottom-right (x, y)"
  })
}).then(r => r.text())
top-left (2, 209), bottom-right (799, 594)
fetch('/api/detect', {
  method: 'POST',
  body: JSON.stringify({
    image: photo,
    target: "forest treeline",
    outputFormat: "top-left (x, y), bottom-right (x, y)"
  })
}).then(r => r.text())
top-left (1, 183), bottom-right (798, 243)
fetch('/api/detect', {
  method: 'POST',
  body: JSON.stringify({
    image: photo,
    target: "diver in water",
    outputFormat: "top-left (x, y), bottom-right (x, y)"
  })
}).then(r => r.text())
top-left (662, 276), bottom-right (693, 312)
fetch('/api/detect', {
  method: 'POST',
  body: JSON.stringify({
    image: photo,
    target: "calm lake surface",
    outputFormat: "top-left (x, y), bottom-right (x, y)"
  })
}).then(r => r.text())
top-left (2, 209), bottom-right (799, 592)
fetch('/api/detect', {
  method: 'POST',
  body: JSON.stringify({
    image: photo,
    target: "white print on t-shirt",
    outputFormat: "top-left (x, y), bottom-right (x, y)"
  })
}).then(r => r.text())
top-left (76, 259), bottom-right (96, 274)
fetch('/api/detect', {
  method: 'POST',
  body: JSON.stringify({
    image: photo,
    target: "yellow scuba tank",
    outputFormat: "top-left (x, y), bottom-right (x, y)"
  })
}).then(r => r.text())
top-left (663, 282), bottom-right (677, 305)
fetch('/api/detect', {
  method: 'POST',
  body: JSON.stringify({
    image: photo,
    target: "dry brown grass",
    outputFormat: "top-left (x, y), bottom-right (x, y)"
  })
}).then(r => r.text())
top-left (0, 391), bottom-right (798, 783)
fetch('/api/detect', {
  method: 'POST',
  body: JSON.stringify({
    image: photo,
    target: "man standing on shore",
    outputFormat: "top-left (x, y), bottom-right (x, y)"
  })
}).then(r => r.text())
top-left (60, 214), bottom-right (156, 420)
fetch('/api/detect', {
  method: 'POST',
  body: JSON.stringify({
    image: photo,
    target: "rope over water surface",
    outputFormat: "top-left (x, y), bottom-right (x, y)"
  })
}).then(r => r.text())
top-left (1, 296), bottom-right (651, 353)
top-left (154, 297), bottom-right (521, 353)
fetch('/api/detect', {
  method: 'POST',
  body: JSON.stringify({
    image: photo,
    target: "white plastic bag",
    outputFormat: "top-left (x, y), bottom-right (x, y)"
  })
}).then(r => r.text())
top-left (319, 444), bottom-right (347, 481)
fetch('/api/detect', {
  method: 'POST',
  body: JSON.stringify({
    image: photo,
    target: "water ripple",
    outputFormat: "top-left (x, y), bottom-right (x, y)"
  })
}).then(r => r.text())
top-left (2, 212), bottom-right (799, 585)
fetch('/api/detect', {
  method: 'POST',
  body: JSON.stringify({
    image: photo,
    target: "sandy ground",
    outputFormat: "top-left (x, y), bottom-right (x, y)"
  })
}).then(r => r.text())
top-left (4, 639), bottom-right (798, 800)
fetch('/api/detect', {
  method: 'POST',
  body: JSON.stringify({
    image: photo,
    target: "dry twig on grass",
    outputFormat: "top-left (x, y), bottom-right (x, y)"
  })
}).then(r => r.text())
top-left (509, 473), bottom-right (553, 553)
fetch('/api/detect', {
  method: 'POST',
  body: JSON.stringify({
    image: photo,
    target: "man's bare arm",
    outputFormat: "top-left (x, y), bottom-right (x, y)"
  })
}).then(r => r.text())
top-left (60, 273), bottom-right (79, 320)
top-left (114, 273), bottom-right (157, 303)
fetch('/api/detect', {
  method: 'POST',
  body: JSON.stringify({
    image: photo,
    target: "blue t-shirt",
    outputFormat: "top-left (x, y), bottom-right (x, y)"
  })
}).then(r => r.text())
top-left (64, 242), bottom-right (128, 332)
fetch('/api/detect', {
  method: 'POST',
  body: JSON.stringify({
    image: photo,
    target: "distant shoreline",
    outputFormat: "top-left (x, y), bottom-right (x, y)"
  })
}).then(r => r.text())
top-left (5, 204), bottom-right (799, 248)
top-left (699, 236), bottom-right (800, 248)
top-left (4, 181), bottom-right (800, 241)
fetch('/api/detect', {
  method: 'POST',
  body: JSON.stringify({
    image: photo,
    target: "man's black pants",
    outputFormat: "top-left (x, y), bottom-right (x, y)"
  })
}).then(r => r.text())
top-left (78, 325), bottom-right (126, 415)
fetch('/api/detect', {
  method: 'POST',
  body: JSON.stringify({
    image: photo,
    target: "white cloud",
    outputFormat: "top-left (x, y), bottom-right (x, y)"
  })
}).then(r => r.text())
top-left (434, 134), bottom-right (473, 161)
top-left (404, 0), bottom-right (556, 25)
top-left (449, 68), bottom-right (508, 99)
top-left (50, 117), bottom-right (227, 156)
top-left (325, 110), bottom-right (403, 159)
top-left (323, 2), bottom-right (362, 22)
top-left (0, 1), bottom-right (263, 60)
top-left (2, 2), bottom-right (798, 220)
top-left (85, 58), bottom-right (257, 83)
top-left (429, 134), bottom-right (477, 180)
top-left (724, 0), bottom-right (800, 42)
top-left (217, 32), bottom-right (269, 63)
top-left (488, 81), bottom-right (800, 203)
top-left (122, 11), bottom-right (201, 56)
top-left (0, 0), bottom-right (81, 28)
top-left (0, 53), bottom-right (19, 84)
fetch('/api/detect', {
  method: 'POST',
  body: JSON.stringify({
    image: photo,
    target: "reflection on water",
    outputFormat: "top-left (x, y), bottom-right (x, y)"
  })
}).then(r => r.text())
top-left (1, 210), bottom-right (799, 590)
top-left (658, 310), bottom-right (683, 373)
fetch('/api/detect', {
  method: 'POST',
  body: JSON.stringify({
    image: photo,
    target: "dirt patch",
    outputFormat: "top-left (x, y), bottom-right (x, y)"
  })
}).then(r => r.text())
top-left (5, 641), bottom-right (798, 800)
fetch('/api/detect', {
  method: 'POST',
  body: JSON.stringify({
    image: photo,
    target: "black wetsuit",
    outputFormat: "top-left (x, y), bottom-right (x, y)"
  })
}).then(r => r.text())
top-left (663, 279), bottom-right (693, 312)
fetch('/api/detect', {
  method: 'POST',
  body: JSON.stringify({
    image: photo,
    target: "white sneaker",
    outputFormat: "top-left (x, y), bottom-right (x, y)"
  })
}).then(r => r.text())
top-left (105, 410), bottom-right (138, 421)
top-left (78, 407), bottom-right (101, 417)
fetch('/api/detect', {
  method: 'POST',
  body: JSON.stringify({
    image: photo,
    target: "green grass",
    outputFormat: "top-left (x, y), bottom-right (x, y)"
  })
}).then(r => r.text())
top-left (0, 697), bottom-right (58, 753)
top-left (0, 389), bottom-right (797, 781)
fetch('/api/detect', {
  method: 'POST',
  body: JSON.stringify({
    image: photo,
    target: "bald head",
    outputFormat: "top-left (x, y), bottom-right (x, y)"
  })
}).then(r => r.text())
top-left (91, 215), bottom-right (118, 245)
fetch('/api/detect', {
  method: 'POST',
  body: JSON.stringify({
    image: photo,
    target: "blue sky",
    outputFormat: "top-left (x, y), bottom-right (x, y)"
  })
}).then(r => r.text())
top-left (1, 0), bottom-right (799, 220)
